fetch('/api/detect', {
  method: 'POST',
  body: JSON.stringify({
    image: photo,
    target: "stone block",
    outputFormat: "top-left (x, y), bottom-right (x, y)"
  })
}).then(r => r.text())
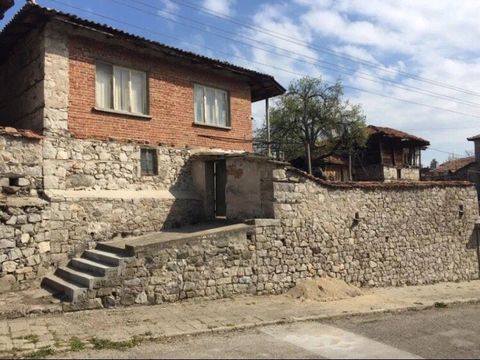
top-left (38, 241), bottom-right (51, 254)
top-left (0, 239), bottom-right (15, 249)
top-left (2, 261), bottom-right (16, 273)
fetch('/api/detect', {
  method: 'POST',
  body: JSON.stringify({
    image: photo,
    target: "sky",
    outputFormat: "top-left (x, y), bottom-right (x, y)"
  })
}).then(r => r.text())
top-left (2, 0), bottom-right (480, 164)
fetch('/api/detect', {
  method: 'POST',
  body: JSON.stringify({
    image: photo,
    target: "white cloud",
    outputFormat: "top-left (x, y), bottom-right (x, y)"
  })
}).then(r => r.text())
top-left (241, 0), bottom-right (480, 163)
top-left (157, 0), bottom-right (179, 20)
top-left (203, 0), bottom-right (236, 16)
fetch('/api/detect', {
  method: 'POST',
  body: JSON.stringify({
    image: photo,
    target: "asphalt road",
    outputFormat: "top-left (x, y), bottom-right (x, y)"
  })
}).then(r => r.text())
top-left (54, 302), bottom-right (480, 359)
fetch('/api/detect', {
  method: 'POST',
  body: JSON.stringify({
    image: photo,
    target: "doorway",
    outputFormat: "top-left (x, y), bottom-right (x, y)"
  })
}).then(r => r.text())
top-left (206, 160), bottom-right (226, 218)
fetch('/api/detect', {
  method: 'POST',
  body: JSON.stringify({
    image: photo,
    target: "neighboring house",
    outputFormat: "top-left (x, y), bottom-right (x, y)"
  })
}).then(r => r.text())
top-left (0, 0), bottom-right (13, 19)
top-left (353, 125), bottom-right (430, 181)
top-left (291, 155), bottom-right (349, 181)
top-left (290, 125), bottom-right (429, 182)
top-left (425, 156), bottom-right (476, 181)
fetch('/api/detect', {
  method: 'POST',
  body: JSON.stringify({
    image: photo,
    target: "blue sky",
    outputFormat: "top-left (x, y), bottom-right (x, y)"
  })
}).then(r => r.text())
top-left (3, 0), bottom-right (480, 164)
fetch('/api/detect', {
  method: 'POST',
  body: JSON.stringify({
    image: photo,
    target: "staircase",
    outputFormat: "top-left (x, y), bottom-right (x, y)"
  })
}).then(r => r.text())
top-left (41, 246), bottom-right (132, 303)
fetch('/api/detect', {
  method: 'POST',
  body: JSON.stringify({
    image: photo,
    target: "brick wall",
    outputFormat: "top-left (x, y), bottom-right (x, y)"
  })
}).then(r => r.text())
top-left (68, 36), bottom-right (253, 152)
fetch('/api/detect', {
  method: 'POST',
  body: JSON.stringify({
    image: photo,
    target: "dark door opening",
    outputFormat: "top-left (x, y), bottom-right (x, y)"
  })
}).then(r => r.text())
top-left (207, 160), bottom-right (226, 218)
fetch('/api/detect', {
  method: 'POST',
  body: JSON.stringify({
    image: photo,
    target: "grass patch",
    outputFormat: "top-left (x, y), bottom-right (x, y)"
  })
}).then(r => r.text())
top-left (89, 335), bottom-right (144, 351)
top-left (24, 347), bottom-right (55, 358)
top-left (69, 337), bottom-right (85, 352)
top-left (434, 302), bottom-right (448, 308)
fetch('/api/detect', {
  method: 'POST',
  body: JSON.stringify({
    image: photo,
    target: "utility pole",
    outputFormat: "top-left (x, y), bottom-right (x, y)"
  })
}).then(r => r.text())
top-left (265, 98), bottom-right (271, 158)
top-left (306, 143), bottom-right (312, 175)
top-left (348, 150), bottom-right (352, 181)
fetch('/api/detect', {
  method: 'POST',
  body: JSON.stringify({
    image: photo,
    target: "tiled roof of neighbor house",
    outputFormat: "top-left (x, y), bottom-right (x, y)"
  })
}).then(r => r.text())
top-left (0, 126), bottom-right (42, 140)
top-left (317, 155), bottom-right (348, 166)
top-left (431, 156), bottom-right (476, 174)
top-left (0, 0), bottom-right (13, 20)
top-left (467, 134), bottom-right (480, 141)
top-left (0, 3), bottom-right (285, 102)
top-left (288, 167), bottom-right (473, 189)
top-left (367, 125), bottom-right (430, 146)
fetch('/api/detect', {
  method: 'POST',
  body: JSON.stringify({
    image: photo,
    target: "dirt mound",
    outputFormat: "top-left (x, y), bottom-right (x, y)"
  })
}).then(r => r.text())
top-left (286, 277), bottom-right (363, 302)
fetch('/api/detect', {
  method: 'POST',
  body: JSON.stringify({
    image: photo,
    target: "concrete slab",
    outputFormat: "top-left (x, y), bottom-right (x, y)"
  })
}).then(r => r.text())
top-left (102, 221), bottom-right (252, 254)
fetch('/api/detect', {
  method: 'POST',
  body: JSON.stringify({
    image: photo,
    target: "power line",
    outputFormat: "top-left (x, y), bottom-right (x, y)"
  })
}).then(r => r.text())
top-left (164, 0), bottom-right (480, 98)
top-left (118, 0), bottom-right (480, 109)
top-left (44, 0), bottom-right (480, 122)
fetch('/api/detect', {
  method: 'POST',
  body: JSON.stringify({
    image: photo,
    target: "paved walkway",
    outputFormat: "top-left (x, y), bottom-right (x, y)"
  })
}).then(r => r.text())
top-left (0, 280), bottom-right (479, 358)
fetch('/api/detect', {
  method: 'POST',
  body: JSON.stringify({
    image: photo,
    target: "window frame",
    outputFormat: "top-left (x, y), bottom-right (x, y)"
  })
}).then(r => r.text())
top-left (140, 148), bottom-right (158, 176)
top-left (193, 83), bottom-right (231, 129)
top-left (95, 61), bottom-right (150, 117)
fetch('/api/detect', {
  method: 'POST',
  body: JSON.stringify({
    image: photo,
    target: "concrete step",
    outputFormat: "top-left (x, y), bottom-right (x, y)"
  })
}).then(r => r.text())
top-left (41, 274), bottom-right (87, 302)
top-left (82, 249), bottom-right (124, 266)
top-left (56, 266), bottom-right (96, 289)
top-left (96, 242), bottom-right (130, 256)
top-left (70, 257), bottom-right (114, 277)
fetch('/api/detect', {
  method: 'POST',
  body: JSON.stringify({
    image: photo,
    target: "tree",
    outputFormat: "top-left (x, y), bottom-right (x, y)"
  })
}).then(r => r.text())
top-left (257, 76), bottom-right (367, 178)
top-left (430, 158), bottom-right (438, 169)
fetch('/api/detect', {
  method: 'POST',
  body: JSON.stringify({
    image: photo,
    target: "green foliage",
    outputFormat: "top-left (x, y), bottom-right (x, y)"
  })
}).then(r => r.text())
top-left (434, 302), bottom-right (448, 308)
top-left (89, 335), bottom-right (144, 351)
top-left (256, 76), bottom-right (367, 165)
top-left (69, 336), bottom-right (85, 352)
top-left (24, 347), bottom-right (55, 358)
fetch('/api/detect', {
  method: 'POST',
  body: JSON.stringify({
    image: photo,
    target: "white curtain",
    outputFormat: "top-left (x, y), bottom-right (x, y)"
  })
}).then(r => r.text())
top-left (205, 87), bottom-right (215, 125)
top-left (113, 67), bottom-right (130, 112)
top-left (95, 63), bottom-right (112, 109)
top-left (130, 70), bottom-right (146, 114)
top-left (194, 85), bottom-right (204, 123)
top-left (216, 89), bottom-right (228, 126)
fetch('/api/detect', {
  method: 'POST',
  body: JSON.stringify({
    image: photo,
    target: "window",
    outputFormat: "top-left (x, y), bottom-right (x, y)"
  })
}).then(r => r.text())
top-left (403, 147), bottom-right (421, 167)
top-left (140, 148), bottom-right (158, 176)
top-left (96, 62), bottom-right (148, 115)
top-left (194, 84), bottom-right (229, 127)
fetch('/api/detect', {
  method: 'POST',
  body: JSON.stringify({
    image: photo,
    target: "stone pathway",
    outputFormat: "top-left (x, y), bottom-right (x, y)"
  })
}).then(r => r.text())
top-left (0, 280), bottom-right (479, 358)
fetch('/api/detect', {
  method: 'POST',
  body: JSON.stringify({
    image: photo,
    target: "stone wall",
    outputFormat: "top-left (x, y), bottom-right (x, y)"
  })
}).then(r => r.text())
top-left (0, 28), bottom-right (44, 130)
top-left (0, 133), bottom-right (43, 192)
top-left (43, 136), bottom-right (196, 192)
top-left (43, 22), bottom-right (69, 135)
top-left (383, 166), bottom-right (420, 181)
top-left (40, 135), bottom-right (205, 265)
top-left (0, 131), bottom-right (206, 293)
top-left (0, 134), bottom-right (49, 292)
top-left (270, 169), bottom-right (479, 286)
top-left (84, 168), bottom-right (480, 308)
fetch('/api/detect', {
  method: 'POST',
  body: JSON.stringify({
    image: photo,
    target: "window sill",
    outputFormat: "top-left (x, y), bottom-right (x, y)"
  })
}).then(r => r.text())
top-left (92, 107), bottom-right (152, 119)
top-left (193, 122), bottom-right (231, 130)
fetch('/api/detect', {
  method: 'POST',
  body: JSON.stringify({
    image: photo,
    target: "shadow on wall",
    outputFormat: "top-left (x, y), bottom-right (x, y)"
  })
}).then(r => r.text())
top-left (467, 225), bottom-right (480, 278)
top-left (160, 156), bottom-right (205, 230)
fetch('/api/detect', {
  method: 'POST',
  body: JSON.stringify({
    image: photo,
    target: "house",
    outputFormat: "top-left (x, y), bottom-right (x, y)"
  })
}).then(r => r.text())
top-left (0, 2), bottom-right (285, 293)
top-left (291, 155), bottom-right (349, 181)
top-left (425, 156), bottom-right (476, 181)
top-left (353, 125), bottom-right (430, 181)
top-left (289, 125), bottom-right (429, 182)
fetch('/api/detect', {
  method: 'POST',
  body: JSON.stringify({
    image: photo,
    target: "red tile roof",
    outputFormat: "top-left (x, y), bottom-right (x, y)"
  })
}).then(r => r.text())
top-left (0, 126), bottom-right (42, 140)
top-left (367, 125), bottom-right (430, 146)
top-left (289, 167), bottom-right (473, 189)
top-left (431, 156), bottom-right (476, 174)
